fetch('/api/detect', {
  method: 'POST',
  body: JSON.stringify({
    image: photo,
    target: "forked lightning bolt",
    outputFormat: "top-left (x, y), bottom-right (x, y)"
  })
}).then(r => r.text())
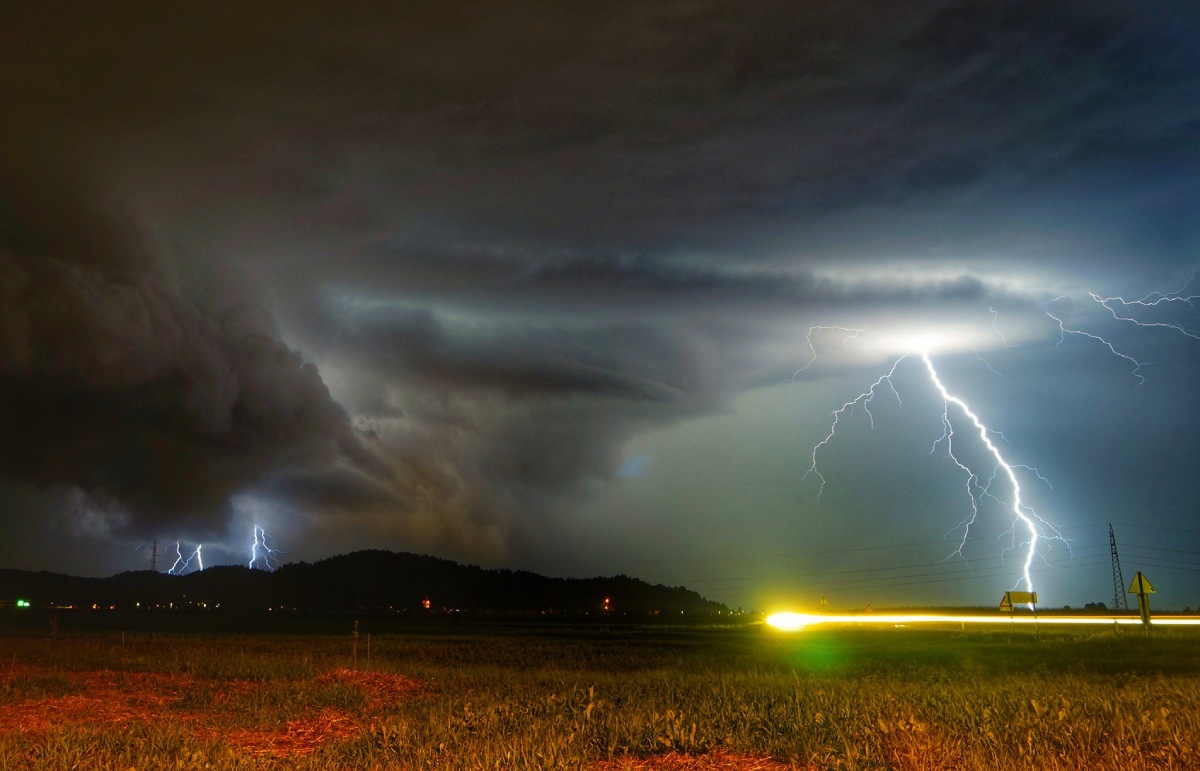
top-left (804, 354), bottom-right (905, 499)
top-left (249, 525), bottom-right (280, 571)
top-left (801, 270), bottom-right (1199, 600)
top-left (167, 541), bottom-right (203, 575)
top-left (1086, 270), bottom-right (1200, 341)
top-left (920, 351), bottom-right (1064, 593)
top-left (1046, 297), bottom-right (1147, 385)
top-left (1043, 271), bottom-right (1200, 385)
top-left (1091, 292), bottom-right (1200, 340)
top-left (802, 333), bottom-right (1065, 596)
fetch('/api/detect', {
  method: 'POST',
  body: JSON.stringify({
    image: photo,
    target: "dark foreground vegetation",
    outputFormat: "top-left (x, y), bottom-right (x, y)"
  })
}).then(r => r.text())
top-left (1, 618), bottom-right (1197, 770)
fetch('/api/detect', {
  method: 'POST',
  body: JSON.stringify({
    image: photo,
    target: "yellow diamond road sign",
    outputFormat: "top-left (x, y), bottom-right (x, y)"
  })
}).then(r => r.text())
top-left (1128, 571), bottom-right (1155, 595)
top-left (1000, 591), bottom-right (1036, 610)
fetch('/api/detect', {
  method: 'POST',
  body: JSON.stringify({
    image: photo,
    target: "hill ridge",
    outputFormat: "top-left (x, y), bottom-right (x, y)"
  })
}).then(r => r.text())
top-left (0, 549), bottom-right (727, 616)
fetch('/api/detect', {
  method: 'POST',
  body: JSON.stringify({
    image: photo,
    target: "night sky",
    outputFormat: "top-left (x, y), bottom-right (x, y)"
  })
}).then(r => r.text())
top-left (3, 2), bottom-right (1199, 611)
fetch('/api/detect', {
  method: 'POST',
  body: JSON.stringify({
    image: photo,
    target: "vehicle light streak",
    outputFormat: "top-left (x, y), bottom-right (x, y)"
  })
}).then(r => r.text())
top-left (765, 611), bottom-right (1200, 631)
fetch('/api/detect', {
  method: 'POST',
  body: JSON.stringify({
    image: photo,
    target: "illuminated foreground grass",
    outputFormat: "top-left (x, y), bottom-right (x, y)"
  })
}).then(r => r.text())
top-left (1, 623), bottom-right (1198, 769)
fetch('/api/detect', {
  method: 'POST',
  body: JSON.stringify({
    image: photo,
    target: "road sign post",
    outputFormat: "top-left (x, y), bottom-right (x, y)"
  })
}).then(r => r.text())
top-left (1128, 571), bottom-right (1155, 636)
top-left (1000, 591), bottom-right (1038, 636)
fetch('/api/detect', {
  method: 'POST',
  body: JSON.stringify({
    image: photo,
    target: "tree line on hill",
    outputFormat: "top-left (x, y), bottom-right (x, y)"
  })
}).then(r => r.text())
top-left (0, 550), bottom-right (727, 616)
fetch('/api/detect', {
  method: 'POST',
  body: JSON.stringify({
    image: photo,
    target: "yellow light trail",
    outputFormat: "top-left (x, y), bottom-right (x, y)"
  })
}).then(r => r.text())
top-left (765, 611), bottom-right (1200, 632)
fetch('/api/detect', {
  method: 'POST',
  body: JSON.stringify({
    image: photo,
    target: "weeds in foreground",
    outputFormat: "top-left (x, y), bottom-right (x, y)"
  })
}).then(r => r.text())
top-left (0, 626), bottom-right (1197, 769)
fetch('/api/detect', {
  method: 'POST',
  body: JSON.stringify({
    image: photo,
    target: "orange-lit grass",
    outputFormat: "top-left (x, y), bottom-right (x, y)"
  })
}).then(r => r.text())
top-left (0, 664), bottom-right (424, 761)
top-left (1, 626), bottom-right (1199, 769)
top-left (591, 749), bottom-right (800, 769)
top-left (0, 668), bottom-right (195, 734)
top-left (0, 670), bottom-right (797, 771)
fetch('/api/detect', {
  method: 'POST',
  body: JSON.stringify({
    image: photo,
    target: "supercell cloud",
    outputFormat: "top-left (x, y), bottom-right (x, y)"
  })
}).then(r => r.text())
top-left (1, 2), bottom-right (1198, 609)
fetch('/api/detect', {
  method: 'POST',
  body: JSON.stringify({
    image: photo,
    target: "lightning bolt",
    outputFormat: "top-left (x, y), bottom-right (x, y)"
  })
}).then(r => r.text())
top-left (1087, 270), bottom-right (1200, 341)
top-left (1042, 272), bottom-right (1200, 386)
top-left (989, 306), bottom-right (1016, 348)
top-left (802, 331), bottom-right (1066, 598)
top-left (166, 541), bottom-right (203, 575)
top-left (800, 268), bottom-right (1199, 603)
top-left (792, 325), bottom-right (864, 379)
top-left (1090, 293), bottom-right (1200, 339)
top-left (1045, 296), bottom-right (1148, 385)
top-left (248, 525), bottom-right (280, 571)
top-left (804, 354), bottom-right (905, 500)
top-left (920, 351), bottom-right (1065, 593)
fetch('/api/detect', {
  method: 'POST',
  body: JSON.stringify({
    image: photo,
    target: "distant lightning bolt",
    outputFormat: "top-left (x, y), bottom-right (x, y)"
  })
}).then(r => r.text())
top-left (1088, 280), bottom-right (1200, 341)
top-left (1043, 272), bottom-right (1200, 385)
top-left (804, 354), bottom-right (905, 500)
top-left (1045, 296), bottom-right (1148, 385)
top-left (970, 309), bottom-right (1011, 379)
top-left (972, 344), bottom-right (1007, 379)
top-left (249, 525), bottom-right (280, 571)
top-left (167, 542), bottom-right (184, 574)
top-left (1124, 267), bottom-right (1200, 307)
top-left (988, 307), bottom-right (1015, 348)
top-left (166, 541), bottom-right (203, 575)
top-left (792, 325), bottom-right (864, 378)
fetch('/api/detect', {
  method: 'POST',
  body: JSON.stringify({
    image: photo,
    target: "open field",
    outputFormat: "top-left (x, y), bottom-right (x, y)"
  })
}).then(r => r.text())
top-left (1, 618), bottom-right (1198, 769)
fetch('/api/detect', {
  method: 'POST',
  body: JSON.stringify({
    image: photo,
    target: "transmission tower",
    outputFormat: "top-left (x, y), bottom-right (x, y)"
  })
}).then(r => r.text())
top-left (148, 539), bottom-right (158, 572)
top-left (1109, 524), bottom-right (1129, 611)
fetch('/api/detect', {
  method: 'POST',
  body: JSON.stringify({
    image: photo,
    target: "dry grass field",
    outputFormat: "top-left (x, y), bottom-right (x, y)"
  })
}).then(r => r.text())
top-left (1, 619), bottom-right (1198, 769)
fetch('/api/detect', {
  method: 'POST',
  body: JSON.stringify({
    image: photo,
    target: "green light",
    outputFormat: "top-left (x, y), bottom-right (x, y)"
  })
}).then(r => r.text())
top-left (16, 599), bottom-right (30, 608)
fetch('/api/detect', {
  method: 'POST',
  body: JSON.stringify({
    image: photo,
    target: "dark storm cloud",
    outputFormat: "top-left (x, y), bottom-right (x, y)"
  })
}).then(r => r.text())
top-left (0, 235), bottom-right (372, 539)
top-left (2, 1), bottom-right (1198, 603)
top-left (10, 0), bottom-right (1191, 257)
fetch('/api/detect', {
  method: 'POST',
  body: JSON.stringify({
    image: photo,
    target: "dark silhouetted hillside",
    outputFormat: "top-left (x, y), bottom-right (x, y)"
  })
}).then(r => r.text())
top-left (0, 550), bottom-right (726, 616)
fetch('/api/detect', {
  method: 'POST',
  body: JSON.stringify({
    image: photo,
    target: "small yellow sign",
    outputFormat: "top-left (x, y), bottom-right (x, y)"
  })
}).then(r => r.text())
top-left (1003, 591), bottom-right (1037, 606)
top-left (1128, 571), bottom-right (1155, 595)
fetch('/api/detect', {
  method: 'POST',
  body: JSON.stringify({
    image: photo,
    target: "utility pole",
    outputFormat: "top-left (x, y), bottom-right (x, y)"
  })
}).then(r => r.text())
top-left (1109, 524), bottom-right (1129, 612)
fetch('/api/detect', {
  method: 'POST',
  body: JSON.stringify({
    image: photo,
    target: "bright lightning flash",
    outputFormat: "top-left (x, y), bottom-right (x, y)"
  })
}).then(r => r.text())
top-left (803, 333), bottom-right (1065, 597)
top-left (166, 541), bottom-right (203, 575)
top-left (248, 525), bottom-right (280, 571)
top-left (797, 272), bottom-right (1199, 605)
top-left (920, 351), bottom-right (1064, 593)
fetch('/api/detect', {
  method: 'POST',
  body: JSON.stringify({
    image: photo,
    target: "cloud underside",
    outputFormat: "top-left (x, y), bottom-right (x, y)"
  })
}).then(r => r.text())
top-left (1, 1), bottom-right (1197, 578)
